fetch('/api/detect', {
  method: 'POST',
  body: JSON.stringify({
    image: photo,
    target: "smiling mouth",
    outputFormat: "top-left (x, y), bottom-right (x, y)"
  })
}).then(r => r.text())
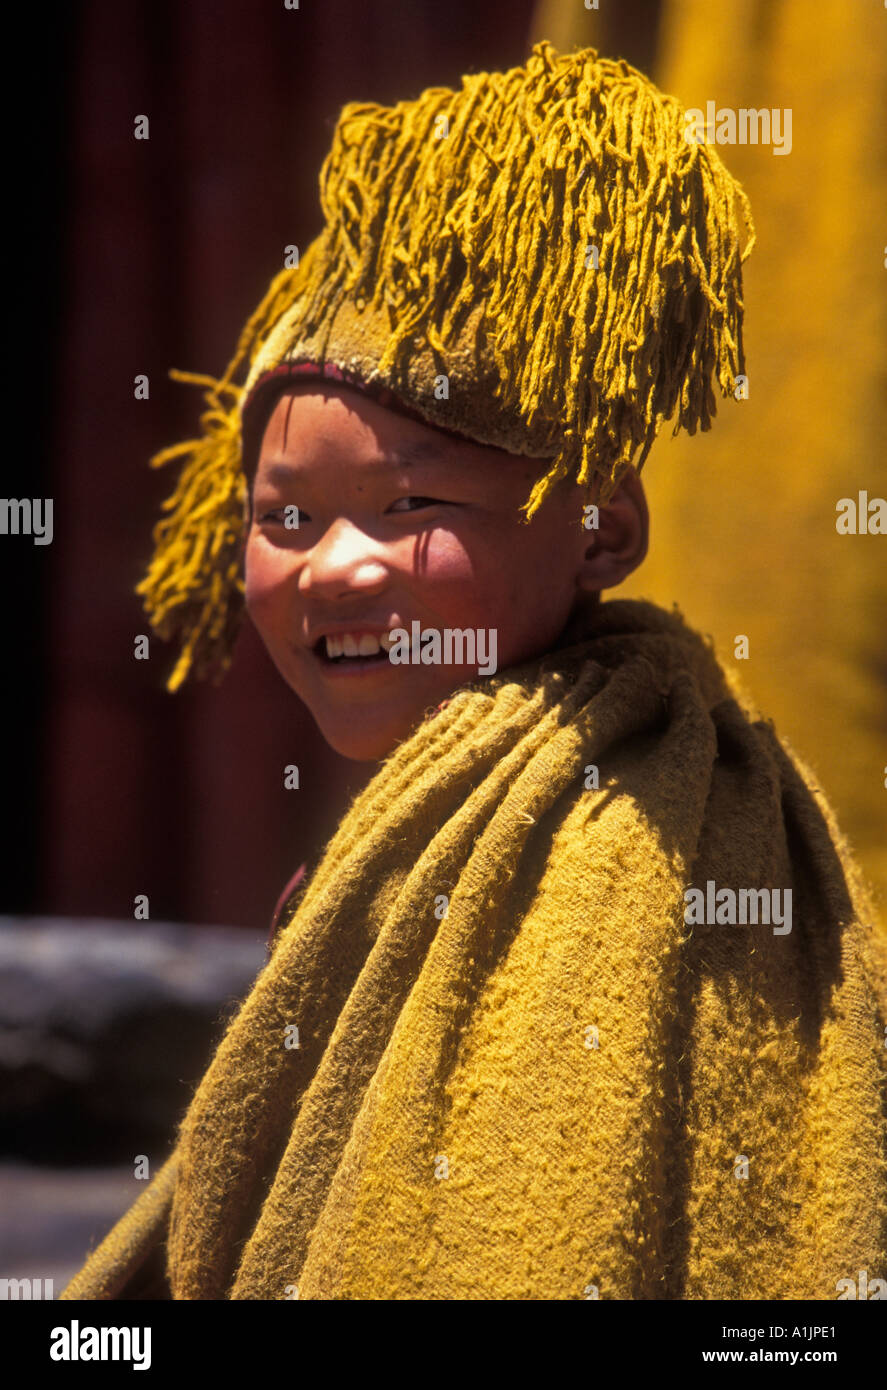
top-left (311, 636), bottom-right (393, 666)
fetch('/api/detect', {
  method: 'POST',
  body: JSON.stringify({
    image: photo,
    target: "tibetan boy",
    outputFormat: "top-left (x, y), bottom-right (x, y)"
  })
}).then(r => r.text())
top-left (62, 42), bottom-right (887, 1301)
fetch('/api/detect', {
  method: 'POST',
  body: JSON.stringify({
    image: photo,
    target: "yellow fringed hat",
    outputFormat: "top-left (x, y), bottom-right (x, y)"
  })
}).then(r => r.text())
top-left (138, 39), bottom-right (755, 691)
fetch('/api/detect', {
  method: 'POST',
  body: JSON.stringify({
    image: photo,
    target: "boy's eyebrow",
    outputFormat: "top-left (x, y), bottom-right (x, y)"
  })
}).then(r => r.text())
top-left (260, 438), bottom-right (464, 486)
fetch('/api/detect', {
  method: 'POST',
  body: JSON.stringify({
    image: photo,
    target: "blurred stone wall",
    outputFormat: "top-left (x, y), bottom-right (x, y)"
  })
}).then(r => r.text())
top-left (0, 919), bottom-right (267, 1164)
top-left (0, 918), bottom-right (267, 1295)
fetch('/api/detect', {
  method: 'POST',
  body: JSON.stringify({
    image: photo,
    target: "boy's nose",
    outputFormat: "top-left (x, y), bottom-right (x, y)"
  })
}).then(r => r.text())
top-left (299, 518), bottom-right (389, 597)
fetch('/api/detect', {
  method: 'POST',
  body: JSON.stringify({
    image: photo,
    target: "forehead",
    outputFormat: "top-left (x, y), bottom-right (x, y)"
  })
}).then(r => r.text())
top-left (253, 383), bottom-right (544, 490)
top-left (258, 383), bottom-right (463, 454)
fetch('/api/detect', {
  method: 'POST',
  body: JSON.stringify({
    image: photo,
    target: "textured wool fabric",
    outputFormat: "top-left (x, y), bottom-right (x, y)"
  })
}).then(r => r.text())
top-left (61, 598), bottom-right (887, 1300)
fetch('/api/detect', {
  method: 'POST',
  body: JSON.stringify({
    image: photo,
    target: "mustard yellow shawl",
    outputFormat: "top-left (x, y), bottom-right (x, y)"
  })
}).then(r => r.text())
top-left (62, 599), bottom-right (887, 1300)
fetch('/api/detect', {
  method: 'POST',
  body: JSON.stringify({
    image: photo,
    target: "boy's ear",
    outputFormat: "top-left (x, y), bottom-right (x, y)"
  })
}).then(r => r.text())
top-left (576, 467), bottom-right (649, 593)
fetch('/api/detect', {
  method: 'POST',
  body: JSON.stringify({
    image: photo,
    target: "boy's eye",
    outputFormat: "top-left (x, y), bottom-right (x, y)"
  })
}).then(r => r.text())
top-left (388, 496), bottom-right (444, 512)
top-left (257, 507), bottom-right (311, 524)
top-left (255, 497), bottom-right (446, 525)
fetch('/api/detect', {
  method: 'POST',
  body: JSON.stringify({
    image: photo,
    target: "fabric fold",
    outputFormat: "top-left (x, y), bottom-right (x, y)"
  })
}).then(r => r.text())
top-left (60, 1153), bottom-right (178, 1301)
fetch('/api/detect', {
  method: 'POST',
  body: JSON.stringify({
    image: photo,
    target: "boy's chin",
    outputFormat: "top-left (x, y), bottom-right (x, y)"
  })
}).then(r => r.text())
top-left (312, 711), bottom-right (424, 763)
top-left (303, 674), bottom-right (476, 761)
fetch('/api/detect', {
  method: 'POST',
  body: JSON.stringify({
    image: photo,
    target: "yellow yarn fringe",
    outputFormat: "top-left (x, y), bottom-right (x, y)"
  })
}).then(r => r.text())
top-left (136, 264), bottom-right (304, 690)
top-left (140, 40), bottom-right (754, 690)
top-left (309, 41), bottom-right (755, 514)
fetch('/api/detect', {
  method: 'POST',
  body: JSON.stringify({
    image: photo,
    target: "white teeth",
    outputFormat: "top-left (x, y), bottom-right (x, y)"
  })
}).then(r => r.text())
top-left (323, 632), bottom-right (386, 659)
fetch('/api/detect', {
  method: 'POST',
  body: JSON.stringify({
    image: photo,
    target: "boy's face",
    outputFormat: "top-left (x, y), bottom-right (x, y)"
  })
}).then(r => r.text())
top-left (245, 383), bottom-right (640, 761)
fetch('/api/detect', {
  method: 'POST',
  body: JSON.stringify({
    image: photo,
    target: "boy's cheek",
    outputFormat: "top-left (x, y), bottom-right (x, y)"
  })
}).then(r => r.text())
top-left (243, 539), bottom-right (292, 617)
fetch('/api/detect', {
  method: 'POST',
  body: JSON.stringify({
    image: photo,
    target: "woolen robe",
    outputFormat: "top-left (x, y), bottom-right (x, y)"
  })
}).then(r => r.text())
top-left (60, 598), bottom-right (887, 1300)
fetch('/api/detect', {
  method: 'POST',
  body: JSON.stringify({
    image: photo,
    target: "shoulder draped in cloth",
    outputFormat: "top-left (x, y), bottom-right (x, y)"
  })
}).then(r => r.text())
top-left (61, 599), bottom-right (887, 1300)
